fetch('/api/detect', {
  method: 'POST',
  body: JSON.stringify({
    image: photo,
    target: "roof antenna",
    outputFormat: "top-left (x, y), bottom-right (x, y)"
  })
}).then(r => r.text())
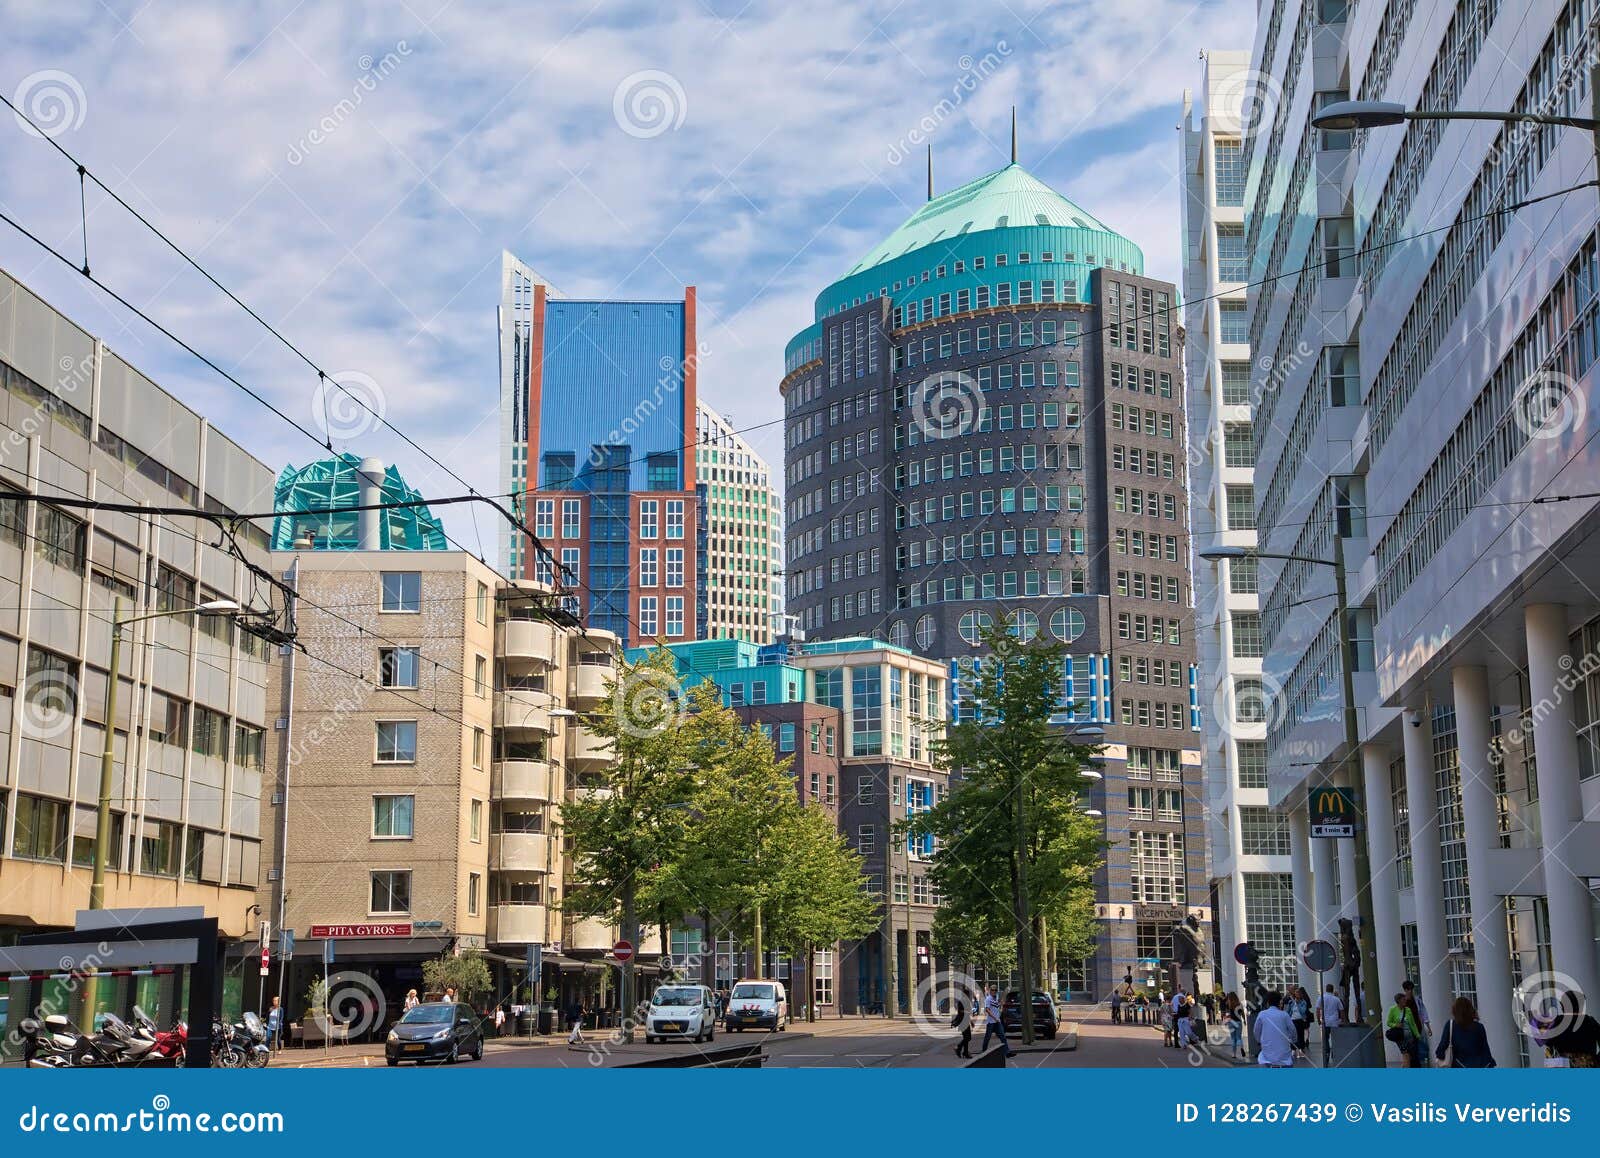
top-left (927, 144), bottom-right (934, 201)
top-left (1011, 106), bottom-right (1018, 164)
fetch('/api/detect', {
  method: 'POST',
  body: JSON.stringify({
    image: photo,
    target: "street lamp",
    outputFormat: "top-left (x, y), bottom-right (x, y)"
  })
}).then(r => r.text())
top-left (1312, 92), bottom-right (1600, 168)
top-left (1197, 540), bottom-right (1384, 1043)
top-left (90, 596), bottom-right (240, 909)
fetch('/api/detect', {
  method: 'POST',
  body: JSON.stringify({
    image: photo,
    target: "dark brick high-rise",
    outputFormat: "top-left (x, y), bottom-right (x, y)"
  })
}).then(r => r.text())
top-left (780, 162), bottom-right (1208, 1000)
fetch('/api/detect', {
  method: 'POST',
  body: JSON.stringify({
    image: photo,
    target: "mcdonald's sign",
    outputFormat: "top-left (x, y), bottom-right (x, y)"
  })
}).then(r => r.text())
top-left (1309, 785), bottom-right (1357, 838)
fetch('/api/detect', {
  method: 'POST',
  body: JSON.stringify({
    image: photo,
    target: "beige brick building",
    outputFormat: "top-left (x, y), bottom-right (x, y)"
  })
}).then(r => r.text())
top-left (260, 548), bottom-right (620, 1028)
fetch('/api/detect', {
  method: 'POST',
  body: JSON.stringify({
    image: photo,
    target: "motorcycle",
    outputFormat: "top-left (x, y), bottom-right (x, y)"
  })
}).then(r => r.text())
top-left (237, 1011), bottom-right (271, 1067)
top-left (131, 1005), bottom-right (187, 1066)
top-left (211, 1019), bottom-right (248, 1068)
top-left (18, 1013), bottom-right (133, 1067)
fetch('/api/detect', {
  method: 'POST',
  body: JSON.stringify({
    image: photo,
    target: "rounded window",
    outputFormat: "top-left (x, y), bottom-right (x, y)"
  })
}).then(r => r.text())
top-left (914, 615), bottom-right (937, 652)
top-left (1008, 609), bottom-right (1040, 642)
top-left (958, 610), bottom-right (993, 646)
top-left (1050, 607), bottom-right (1087, 643)
top-left (888, 620), bottom-right (911, 648)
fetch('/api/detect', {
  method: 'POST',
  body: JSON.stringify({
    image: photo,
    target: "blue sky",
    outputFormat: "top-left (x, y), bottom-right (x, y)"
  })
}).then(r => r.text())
top-left (0, 0), bottom-right (1251, 560)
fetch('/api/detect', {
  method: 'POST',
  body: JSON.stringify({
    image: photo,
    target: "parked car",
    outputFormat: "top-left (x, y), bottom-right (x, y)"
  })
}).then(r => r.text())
top-left (385, 1002), bottom-right (483, 1065)
top-left (645, 984), bottom-right (717, 1043)
top-left (723, 979), bottom-right (788, 1032)
top-left (1001, 990), bottom-right (1059, 1040)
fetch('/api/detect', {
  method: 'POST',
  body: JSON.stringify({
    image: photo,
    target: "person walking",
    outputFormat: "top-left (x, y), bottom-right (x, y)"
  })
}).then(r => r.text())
top-left (494, 1004), bottom-right (507, 1038)
top-left (1255, 991), bottom-right (1296, 1068)
top-left (403, 988), bottom-right (420, 1013)
top-left (1317, 984), bottom-right (1344, 1066)
top-left (980, 984), bottom-right (1014, 1057)
top-left (1225, 997), bottom-right (1244, 1058)
top-left (1385, 991), bottom-right (1425, 1067)
top-left (266, 995), bottom-right (283, 1052)
top-left (1110, 989), bottom-right (1123, 1025)
top-left (1402, 980), bottom-right (1431, 1051)
top-left (951, 999), bottom-right (973, 1058)
top-left (1436, 997), bottom-right (1495, 1067)
top-left (1287, 987), bottom-right (1310, 1057)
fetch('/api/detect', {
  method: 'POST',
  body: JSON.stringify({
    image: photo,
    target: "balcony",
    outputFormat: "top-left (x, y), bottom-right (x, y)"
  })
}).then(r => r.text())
top-left (565, 915), bottom-right (616, 952)
top-left (500, 618), bottom-right (558, 667)
top-left (489, 902), bottom-right (549, 946)
top-left (571, 661), bottom-right (612, 703)
top-left (496, 687), bottom-right (556, 734)
top-left (491, 831), bottom-right (551, 872)
top-left (493, 759), bottom-right (555, 803)
top-left (569, 724), bottom-right (612, 766)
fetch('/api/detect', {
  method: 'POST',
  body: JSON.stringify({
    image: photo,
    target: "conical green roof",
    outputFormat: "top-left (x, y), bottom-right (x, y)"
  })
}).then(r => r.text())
top-left (846, 162), bottom-right (1125, 276)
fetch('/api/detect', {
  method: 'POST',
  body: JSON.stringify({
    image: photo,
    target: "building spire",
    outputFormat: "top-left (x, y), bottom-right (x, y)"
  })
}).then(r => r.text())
top-left (927, 144), bottom-right (934, 201)
top-left (1011, 106), bottom-right (1017, 164)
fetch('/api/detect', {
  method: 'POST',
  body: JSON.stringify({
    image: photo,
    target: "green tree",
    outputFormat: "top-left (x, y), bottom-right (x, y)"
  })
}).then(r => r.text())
top-left (905, 624), bottom-right (1104, 1043)
top-left (422, 950), bottom-right (492, 1003)
top-left (561, 649), bottom-right (705, 1038)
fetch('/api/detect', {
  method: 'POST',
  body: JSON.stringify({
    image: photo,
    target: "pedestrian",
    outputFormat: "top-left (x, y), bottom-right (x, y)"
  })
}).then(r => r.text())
top-left (1176, 1001), bottom-right (1197, 1049)
top-left (567, 998), bottom-right (587, 1045)
top-left (403, 988), bottom-right (420, 1013)
top-left (980, 983), bottom-right (1014, 1057)
top-left (1110, 988), bottom-right (1123, 1025)
top-left (1317, 983), bottom-right (1344, 1065)
top-left (1402, 980), bottom-right (1431, 1048)
top-left (266, 995), bottom-right (283, 1052)
top-left (1287, 987), bottom-right (1310, 1056)
top-left (494, 1004), bottom-right (507, 1038)
top-left (1225, 999), bottom-right (1244, 1058)
top-left (1255, 991), bottom-right (1296, 1068)
top-left (951, 999), bottom-right (973, 1058)
top-left (1385, 991), bottom-right (1424, 1067)
top-left (1436, 997), bottom-right (1495, 1068)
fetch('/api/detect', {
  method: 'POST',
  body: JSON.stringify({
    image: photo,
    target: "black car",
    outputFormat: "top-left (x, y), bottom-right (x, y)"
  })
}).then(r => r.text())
top-left (385, 1002), bottom-right (483, 1065)
top-left (1000, 991), bottom-right (1059, 1040)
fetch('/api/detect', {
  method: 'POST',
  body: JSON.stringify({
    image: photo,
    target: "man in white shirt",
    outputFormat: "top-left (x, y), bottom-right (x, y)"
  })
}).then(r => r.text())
top-left (1255, 992), bottom-right (1296, 1067)
top-left (1318, 984), bottom-right (1345, 1065)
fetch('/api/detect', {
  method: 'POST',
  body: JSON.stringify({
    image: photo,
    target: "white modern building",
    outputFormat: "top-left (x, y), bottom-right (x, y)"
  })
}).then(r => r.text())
top-left (1230, 0), bottom-right (1600, 1067)
top-left (694, 403), bottom-right (783, 644)
top-left (1182, 51), bottom-right (1295, 995)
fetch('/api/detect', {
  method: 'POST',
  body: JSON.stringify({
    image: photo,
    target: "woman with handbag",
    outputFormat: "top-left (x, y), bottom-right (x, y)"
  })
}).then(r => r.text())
top-left (1384, 991), bottom-right (1424, 1067)
top-left (1435, 997), bottom-right (1495, 1067)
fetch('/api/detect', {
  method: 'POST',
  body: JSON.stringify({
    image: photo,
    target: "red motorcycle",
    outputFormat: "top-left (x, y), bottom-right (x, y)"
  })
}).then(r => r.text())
top-left (132, 1005), bottom-right (188, 1066)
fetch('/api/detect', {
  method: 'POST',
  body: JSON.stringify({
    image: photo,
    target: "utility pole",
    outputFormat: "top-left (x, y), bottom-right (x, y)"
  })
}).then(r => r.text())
top-left (1013, 757), bottom-right (1036, 1046)
top-left (88, 595), bottom-right (124, 910)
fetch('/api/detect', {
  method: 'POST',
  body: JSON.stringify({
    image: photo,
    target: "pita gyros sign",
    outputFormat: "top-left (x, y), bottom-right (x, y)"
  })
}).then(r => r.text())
top-left (309, 923), bottom-right (413, 938)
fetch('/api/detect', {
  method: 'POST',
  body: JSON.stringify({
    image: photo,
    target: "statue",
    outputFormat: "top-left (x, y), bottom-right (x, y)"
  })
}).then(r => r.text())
top-left (1337, 917), bottom-right (1362, 1021)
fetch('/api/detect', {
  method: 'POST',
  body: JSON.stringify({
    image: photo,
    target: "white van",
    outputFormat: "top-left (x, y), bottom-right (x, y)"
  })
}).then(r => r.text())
top-left (645, 984), bottom-right (717, 1043)
top-left (724, 979), bottom-right (788, 1032)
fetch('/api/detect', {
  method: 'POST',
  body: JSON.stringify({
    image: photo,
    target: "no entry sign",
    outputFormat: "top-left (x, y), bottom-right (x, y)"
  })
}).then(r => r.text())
top-left (613, 940), bottom-right (635, 963)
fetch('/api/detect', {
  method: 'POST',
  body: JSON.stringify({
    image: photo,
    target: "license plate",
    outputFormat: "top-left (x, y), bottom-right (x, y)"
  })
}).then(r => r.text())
top-left (659, 1023), bottom-right (682, 1032)
top-left (403, 1043), bottom-right (425, 1052)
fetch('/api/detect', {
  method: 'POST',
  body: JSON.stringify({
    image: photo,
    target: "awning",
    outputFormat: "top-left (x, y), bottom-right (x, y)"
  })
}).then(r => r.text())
top-left (291, 936), bottom-right (453, 961)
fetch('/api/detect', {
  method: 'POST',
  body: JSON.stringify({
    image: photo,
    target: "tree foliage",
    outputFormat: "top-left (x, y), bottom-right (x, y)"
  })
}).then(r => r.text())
top-left (905, 624), bottom-right (1105, 989)
top-left (422, 950), bottom-right (493, 1001)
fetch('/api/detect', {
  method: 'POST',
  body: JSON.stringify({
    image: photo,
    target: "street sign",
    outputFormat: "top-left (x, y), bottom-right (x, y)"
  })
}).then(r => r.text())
top-left (613, 940), bottom-right (635, 963)
top-left (259, 945), bottom-right (270, 977)
top-left (308, 922), bottom-right (412, 938)
top-left (527, 943), bottom-right (542, 979)
top-left (1302, 939), bottom-right (1337, 972)
top-left (280, 928), bottom-right (295, 959)
top-left (1233, 942), bottom-right (1257, 966)
top-left (1310, 785), bottom-right (1358, 837)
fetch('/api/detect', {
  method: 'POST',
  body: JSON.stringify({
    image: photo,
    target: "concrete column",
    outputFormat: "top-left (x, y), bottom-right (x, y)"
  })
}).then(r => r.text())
top-left (1311, 832), bottom-right (1338, 938)
top-left (1524, 604), bottom-right (1600, 1008)
top-left (1361, 741), bottom-right (1406, 1061)
top-left (1402, 706), bottom-right (1452, 1029)
top-left (1451, 665), bottom-right (1521, 1067)
top-left (1227, 868), bottom-right (1248, 992)
top-left (1288, 808), bottom-right (1316, 993)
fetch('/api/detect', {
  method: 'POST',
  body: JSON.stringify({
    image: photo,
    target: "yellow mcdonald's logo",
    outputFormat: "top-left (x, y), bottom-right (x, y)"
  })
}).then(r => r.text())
top-left (1315, 790), bottom-right (1349, 815)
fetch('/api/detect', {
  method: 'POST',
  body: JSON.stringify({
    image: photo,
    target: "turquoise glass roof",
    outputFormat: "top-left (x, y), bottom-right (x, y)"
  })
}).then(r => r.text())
top-left (845, 163), bottom-right (1120, 276)
top-left (271, 454), bottom-right (450, 551)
